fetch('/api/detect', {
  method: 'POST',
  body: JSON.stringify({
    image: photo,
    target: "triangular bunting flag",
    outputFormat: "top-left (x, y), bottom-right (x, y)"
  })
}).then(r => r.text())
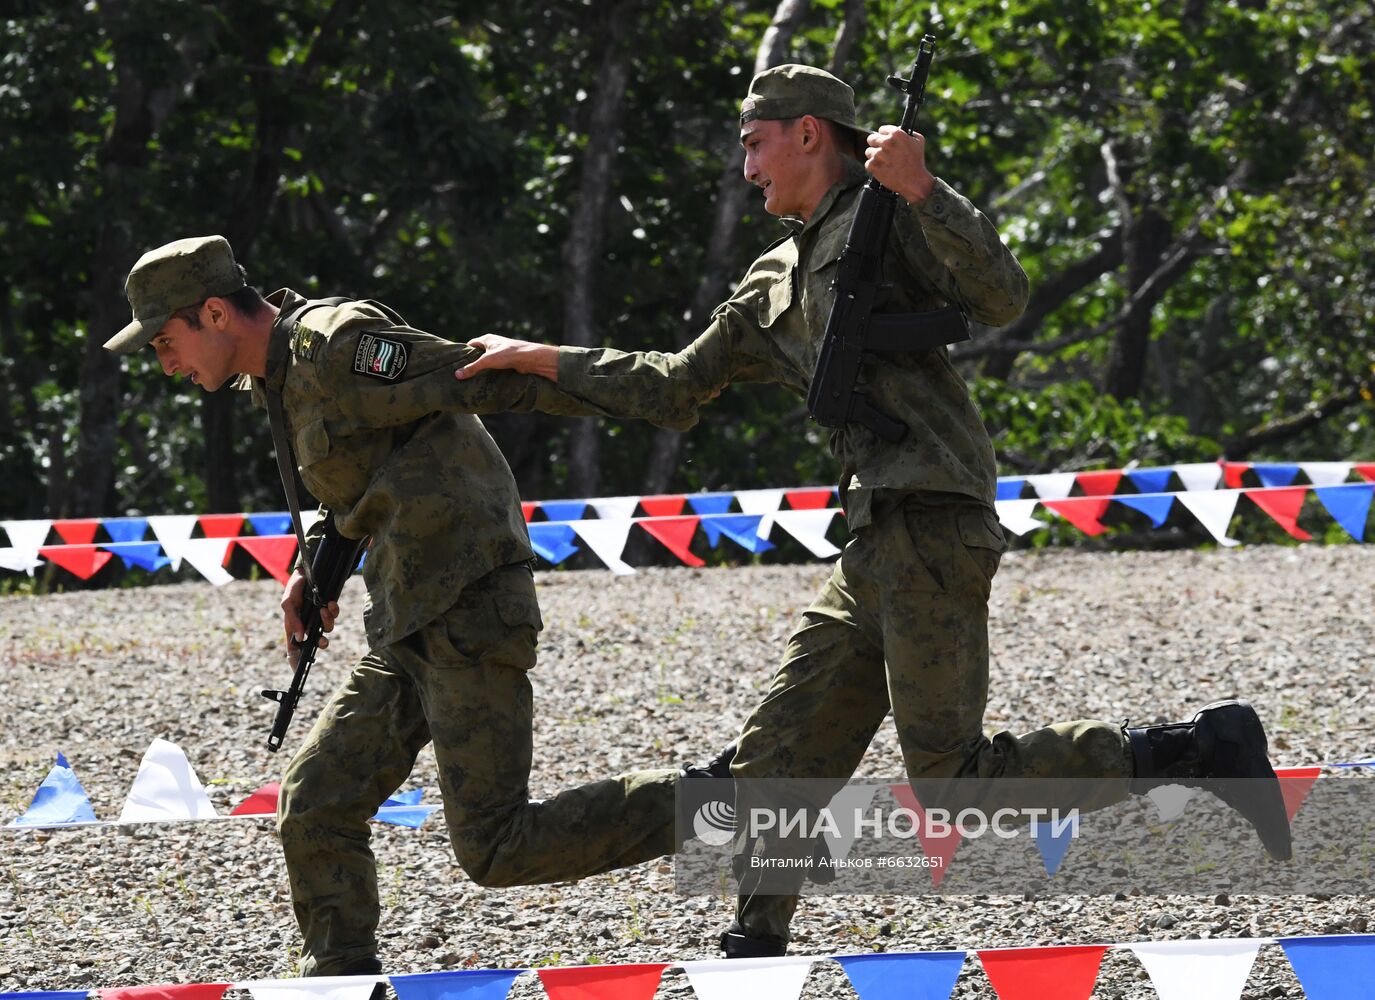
top-left (678, 956), bottom-right (815, 1000)
top-left (995, 499), bottom-right (1044, 537)
top-left (2, 518), bottom-right (52, 553)
top-left (537, 963), bottom-right (670, 1000)
top-left (773, 509), bottom-right (840, 558)
top-left (163, 537), bottom-right (234, 585)
top-left (6, 991), bottom-right (91, 1000)
top-left (374, 788), bottom-right (438, 828)
top-left (1074, 470), bottom-right (1122, 496)
top-left (1031, 817), bottom-right (1076, 876)
top-left (1279, 934), bottom-right (1375, 1000)
top-left (197, 514), bottom-right (244, 538)
top-left (1275, 766), bottom-right (1322, 823)
top-left (519, 502), bottom-right (536, 522)
top-left (117, 738), bottom-right (218, 823)
top-left (103, 517), bottom-right (150, 543)
top-left (389, 968), bottom-right (524, 1000)
top-left (1177, 490), bottom-right (1241, 546)
top-left (98, 984), bottom-right (230, 1000)
top-left (147, 515), bottom-right (199, 570)
top-left (528, 523), bottom-right (581, 565)
top-left (247, 513), bottom-right (293, 537)
top-left (539, 500), bottom-right (589, 523)
top-left (236, 535), bottom-right (299, 585)
top-left (639, 494), bottom-right (686, 517)
top-left (0, 547), bottom-right (45, 574)
top-left (1113, 493), bottom-right (1175, 528)
top-left (52, 518), bottom-right (101, 545)
top-left (736, 489), bottom-right (786, 541)
top-left (588, 496), bottom-right (641, 522)
top-left (571, 520), bottom-right (635, 575)
top-left (1220, 461), bottom-right (1250, 488)
top-left (1352, 463), bottom-right (1375, 483)
top-left (700, 514), bottom-right (774, 554)
top-left (1314, 484), bottom-right (1372, 542)
top-left (1300, 462), bottom-right (1352, 486)
top-left (1245, 487), bottom-right (1313, 541)
top-left (889, 785), bottom-right (961, 886)
top-left (240, 977), bottom-right (384, 1000)
top-left (639, 515), bottom-right (705, 567)
top-left (784, 487), bottom-right (832, 510)
top-left (836, 952), bottom-right (966, 1000)
top-left (1174, 462), bottom-right (1222, 492)
top-left (1253, 463), bottom-right (1300, 488)
top-left (687, 493), bottom-right (735, 516)
top-left (1127, 939), bottom-right (1263, 1000)
top-left (102, 542), bottom-right (172, 573)
top-left (816, 785), bottom-right (883, 867)
top-left (1146, 784), bottom-right (1199, 822)
top-left (9, 752), bottom-right (98, 827)
top-left (1041, 497), bottom-right (1110, 536)
top-left (977, 945), bottom-right (1108, 1000)
top-left (995, 478), bottom-right (1025, 501)
top-left (1127, 467), bottom-right (1174, 494)
top-left (38, 544), bottom-right (113, 580)
top-left (1026, 473), bottom-right (1077, 500)
top-left (230, 782), bottom-right (281, 816)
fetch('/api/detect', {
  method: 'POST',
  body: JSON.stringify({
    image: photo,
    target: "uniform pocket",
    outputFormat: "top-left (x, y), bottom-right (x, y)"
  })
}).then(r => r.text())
top-left (757, 267), bottom-right (795, 329)
top-left (294, 418), bottom-right (331, 466)
top-left (495, 589), bottom-right (544, 632)
top-left (956, 508), bottom-right (1005, 595)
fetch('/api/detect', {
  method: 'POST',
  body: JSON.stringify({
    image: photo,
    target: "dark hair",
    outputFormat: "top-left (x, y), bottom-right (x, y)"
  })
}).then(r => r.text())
top-left (776, 116), bottom-right (866, 163)
top-left (171, 286), bottom-right (269, 330)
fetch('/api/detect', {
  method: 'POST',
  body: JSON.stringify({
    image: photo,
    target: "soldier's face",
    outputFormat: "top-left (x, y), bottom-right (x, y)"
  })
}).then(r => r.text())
top-left (741, 119), bottom-right (810, 217)
top-left (151, 312), bottom-right (236, 391)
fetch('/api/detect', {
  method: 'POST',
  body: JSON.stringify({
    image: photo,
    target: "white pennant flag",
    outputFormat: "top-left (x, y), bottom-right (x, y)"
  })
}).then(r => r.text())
top-left (773, 509), bottom-right (840, 558)
top-left (995, 499), bottom-right (1045, 537)
top-left (1299, 461), bottom-right (1352, 486)
top-left (118, 738), bottom-right (218, 823)
top-left (736, 488), bottom-right (786, 543)
top-left (2, 519), bottom-right (52, 565)
top-left (165, 537), bottom-right (234, 585)
top-left (680, 956), bottom-right (816, 1000)
top-left (146, 515), bottom-right (199, 570)
top-left (818, 784), bottom-right (882, 865)
top-left (240, 975), bottom-right (386, 1000)
top-left (588, 495), bottom-right (641, 522)
top-left (571, 519), bottom-right (636, 575)
top-left (1177, 490), bottom-right (1241, 546)
top-left (1128, 939), bottom-right (1263, 1000)
top-left (1146, 784), bottom-right (1199, 822)
top-left (0, 547), bottom-right (45, 575)
top-left (1173, 462), bottom-right (1222, 491)
top-left (1026, 473), bottom-right (1077, 500)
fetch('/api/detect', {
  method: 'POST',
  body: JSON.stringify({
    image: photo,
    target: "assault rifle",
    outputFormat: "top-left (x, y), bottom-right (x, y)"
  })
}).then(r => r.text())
top-left (261, 514), bottom-right (369, 753)
top-left (805, 35), bottom-right (971, 443)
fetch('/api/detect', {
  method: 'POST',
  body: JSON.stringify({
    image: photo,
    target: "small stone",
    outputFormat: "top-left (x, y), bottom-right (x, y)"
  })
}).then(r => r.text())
top-left (1214, 893), bottom-right (1230, 906)
top-left (1156, 913), bottom-right (1177, 929)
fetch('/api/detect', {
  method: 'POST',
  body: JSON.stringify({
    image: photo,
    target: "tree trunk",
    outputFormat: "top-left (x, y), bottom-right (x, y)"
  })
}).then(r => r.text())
top-left (1101, 206), bottom-right (1172, 399)
top-left (641, 0), bottom-right (811, 494)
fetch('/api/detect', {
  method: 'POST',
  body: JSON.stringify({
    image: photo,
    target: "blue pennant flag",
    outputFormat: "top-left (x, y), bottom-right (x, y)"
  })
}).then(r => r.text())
top-left (0, 992), bottom-right (93, 1000)
top-left (528, 523), bottom-right (580, 565)
top-left (10, 753), bottom-right (98, 827)
top-left (1330, 758), bottom-right (1375, 768)
top-left (389, 969), bottom-right (524, 1000)
top-left (687, 493), bottom-right (735, 515)
top-left (1127, 467), bottom-right (1174, 494)
top-left (837, 951), bottom-right (966, 1000)
top-left (102, 541), bottom-right (171, 572)
top-left (1254, 463), bottom-right (1300, 488)
top-left (701, 514), bottom-right (774, 554)
top-left (102, 517), bottom-right (148, 543)
top-left (1114, 494), bottom-right (1175, 528)
top-left (1033, 818), bottom-right (1076, 876)
top-left (374, 788), bottom-right (438, 828)
top-left (538, 500), bottom-right (588, 523)
top-left (1279, 935), bottom-right (1375, 1000)
top-left (247, 513), bottom-right (293, 537)
top-left (1314, 484), bottom-right (1372, 542)
top-left (995, 478), bottom-right (1026, 501)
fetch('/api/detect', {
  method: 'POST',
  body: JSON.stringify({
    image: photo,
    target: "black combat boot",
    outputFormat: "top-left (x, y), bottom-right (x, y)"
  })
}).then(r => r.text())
top-left (720, 921), bottom-right (787, 958)
top-left (683, 740), bottom-right (737, 781)
top-left (1125, 699), bottom-right (1292, 861)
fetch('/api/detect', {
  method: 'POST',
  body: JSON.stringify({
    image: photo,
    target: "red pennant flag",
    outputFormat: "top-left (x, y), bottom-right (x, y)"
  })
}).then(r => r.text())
top-left (198, 514), bottom-right (245, 539)
top-left (639, 516), bottom-right (704, 567)
top-left (235, 536), bottom-right (298, 585)
top-left (39, 545), bottom-right (113, 580)
top-left (521, 502), bottom-right (536, 522)
top-left (785, 487), bottom-right (833, 510)
top-left (537, 963), bottom-right (670, 1000)
top-left (639, 494), bottom-right (686, 517)
top-left (230, 782), bottom-right (281, 816)
top-left (978, 945), bottom-right (1108, 1000)
top-left (1074, 470), bottom-right (1122, 497)
top-left (1275, 767), bottom-right (1321, 823)
top-left (1041, 497), bottom-right (1110, 536)
top-left (1220, 461), bottom-right (1249, 489)
top-left (889, 784), bottom-right (962, 886)
top-left (99, 985), bottom-right (230, 1000)
top-left (1245, 487), bottom-right (1313, 541)
top-left (52, 518), bottom-right (101, 545)
top-left (1354, 463), bottom-right (1375, 483)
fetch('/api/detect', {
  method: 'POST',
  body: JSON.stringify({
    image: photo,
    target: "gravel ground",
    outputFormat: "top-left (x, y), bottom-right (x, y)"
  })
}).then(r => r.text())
top-left (1, 544), bottom-right (1371, 998)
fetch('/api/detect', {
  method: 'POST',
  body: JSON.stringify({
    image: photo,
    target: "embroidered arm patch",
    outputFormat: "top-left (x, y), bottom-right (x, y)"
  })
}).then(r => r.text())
top-left (353, 334), bottom-right (408, 380)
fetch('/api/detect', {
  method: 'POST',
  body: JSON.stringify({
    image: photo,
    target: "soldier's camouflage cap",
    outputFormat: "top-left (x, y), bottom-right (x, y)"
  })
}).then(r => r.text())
top-left (104, 235), bottom-right (247, 354)
top-left (739, 64), bottom-right (874, 141)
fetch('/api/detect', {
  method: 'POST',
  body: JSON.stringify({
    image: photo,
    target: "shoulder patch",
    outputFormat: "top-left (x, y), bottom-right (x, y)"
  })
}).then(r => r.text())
top-left (289, 323), bottom-right (324, 362)
top-left (353, 333), bottom-right (408, 380)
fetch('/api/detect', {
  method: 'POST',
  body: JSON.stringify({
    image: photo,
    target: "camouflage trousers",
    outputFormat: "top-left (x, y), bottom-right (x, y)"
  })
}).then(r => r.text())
top-left (278, 563), bottom-right (679, 975)
top-left (732, 494), bottom-right (1134, 944)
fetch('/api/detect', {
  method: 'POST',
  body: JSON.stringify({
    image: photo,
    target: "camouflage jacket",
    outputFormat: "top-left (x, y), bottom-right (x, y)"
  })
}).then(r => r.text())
top-left (552, 161), bottom-right (1028, 527)
top-left (250, 289), bottom-right (580, 648)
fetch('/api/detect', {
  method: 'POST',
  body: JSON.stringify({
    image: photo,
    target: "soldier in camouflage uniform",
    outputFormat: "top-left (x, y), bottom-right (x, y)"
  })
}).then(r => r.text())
top-left (456, 65), bottom-right (1292, 955)
top-left (104, 235), bottom-right (731, 976)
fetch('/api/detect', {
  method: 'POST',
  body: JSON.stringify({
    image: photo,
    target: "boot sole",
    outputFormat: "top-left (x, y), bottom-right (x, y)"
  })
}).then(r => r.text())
top-left (1195, 699), bottom-right (1293, 861)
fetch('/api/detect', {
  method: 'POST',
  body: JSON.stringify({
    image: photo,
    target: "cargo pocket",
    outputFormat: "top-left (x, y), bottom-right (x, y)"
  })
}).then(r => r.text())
top-left (756, 266), bottom-right (796, 329)
top-left (956, 508), bottom-right (1005, 596)
top-left (294, 417), bottom-right (331, 467)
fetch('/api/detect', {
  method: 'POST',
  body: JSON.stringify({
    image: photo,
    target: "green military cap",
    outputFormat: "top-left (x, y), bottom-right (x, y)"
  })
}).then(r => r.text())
top-left (739, 64), bottom-right (874, 141)
top-left (104, 235), bottom-right (247, 354)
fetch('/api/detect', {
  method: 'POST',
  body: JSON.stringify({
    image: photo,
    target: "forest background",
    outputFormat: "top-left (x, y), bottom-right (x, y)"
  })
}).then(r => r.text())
top-left (2, 0), bottom-right (1371, 523)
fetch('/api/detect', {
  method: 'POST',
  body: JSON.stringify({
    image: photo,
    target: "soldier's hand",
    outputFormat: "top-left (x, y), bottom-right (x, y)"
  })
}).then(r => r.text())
top-left (280, 569), bottom-right (338, 655)
top-left (865, 125), bottom-right (936, 205)
top-left (456, 335), bottom-right (561, 382)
